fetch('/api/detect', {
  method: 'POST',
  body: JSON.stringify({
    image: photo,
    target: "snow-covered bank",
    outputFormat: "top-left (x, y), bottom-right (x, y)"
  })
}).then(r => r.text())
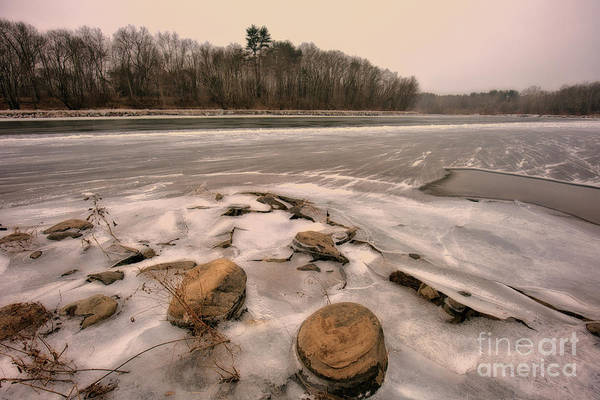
top-left (1, 184), bottom-right (599, 399)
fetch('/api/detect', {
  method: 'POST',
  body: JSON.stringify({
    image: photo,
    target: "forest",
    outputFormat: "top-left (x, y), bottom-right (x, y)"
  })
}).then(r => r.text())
top-left (0, 20), bottom-right (419, 111)
top-left (2, 19), bottom-right (599, 115)
top-left (416, 83), bottom-right (600, 115)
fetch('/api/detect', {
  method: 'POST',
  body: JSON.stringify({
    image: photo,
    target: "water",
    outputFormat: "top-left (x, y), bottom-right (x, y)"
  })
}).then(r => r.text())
top-left (0, 115), bottom-right (599, 399)
top-left (1, 115), bottom-right (599, 207)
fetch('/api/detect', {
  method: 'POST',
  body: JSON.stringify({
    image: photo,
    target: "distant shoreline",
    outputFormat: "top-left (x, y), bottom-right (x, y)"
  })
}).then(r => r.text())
top-left (1, 109), bottom-right (598, 120)
top-left (0, 109), bottom-right (418, 120)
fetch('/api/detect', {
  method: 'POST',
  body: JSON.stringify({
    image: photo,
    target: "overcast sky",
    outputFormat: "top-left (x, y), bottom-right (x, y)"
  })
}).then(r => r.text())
top-left (2, 0), bottom-right (599, 94)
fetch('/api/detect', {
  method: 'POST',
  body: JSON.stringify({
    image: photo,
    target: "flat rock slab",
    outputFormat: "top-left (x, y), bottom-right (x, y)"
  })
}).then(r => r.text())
top-left (87, 271), bottom-right (125, 285)
top-left (0, 232), bottom-right (31, 245)
top-left (292, 231), bottom-right (349, 264)
top-left (296, 302), bottom-right (387, 398)
top-left (167, 258), bottom-right (246, 327)
top-left (297, 263), bottom-right (321, 272)
top-left (43, 219), bottom-right (92, 234)
top-left (47, 231), bottom-right (83, 241)
top-left (0, 302), bottom-right (50, 340)
top-left (137, 260), bottom-right (197, 275)
top-left (61, 294), bottom-right (117, 329)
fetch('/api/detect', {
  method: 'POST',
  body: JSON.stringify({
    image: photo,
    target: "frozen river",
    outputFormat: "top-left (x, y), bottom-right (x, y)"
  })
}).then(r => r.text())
top-left (0, 115), bottom-right (599, 399)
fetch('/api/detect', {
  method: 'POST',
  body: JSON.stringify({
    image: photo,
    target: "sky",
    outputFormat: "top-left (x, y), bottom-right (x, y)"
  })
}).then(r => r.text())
top-left (1, 0), bottom-right (600, 94)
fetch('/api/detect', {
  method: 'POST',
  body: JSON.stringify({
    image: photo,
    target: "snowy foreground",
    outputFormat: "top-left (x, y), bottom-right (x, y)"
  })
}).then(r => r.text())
top-left (0, 184), bottom-right (599, 399)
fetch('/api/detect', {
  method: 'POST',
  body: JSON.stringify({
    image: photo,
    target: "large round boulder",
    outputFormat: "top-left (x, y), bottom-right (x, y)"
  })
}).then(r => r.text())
top-left (167, 258), bottom-right (246, 327)
top-left (296, 302), bottom-right (387, 398)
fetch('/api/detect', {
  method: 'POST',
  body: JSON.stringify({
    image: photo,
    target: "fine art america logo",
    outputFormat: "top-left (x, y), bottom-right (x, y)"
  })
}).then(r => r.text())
top-left (477, 332), bottom-right (577, 378)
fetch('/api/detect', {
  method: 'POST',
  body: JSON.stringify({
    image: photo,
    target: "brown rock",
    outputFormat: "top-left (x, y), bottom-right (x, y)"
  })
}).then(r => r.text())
top-left (586, 322), bottom-right (600, 337)
top-left (418, 283), bottom-right (441, 302)
top-left (167, 258), bottom-right (246, 326)
top-left (0, 302), bottom-right (50, 340)
top-left (61, 294), bottom-right (117, 329)
top-left (0, 232), bottom-right (31, 245)
top-left (215, 193), bottom-right (224, 201)
top-left (29, 250), bottom-right (42, 259)
top-left (292, 231), bottom-right (349, 264)
top-left (137, 260), bottom-right (197, 275)
top-left (297, 263), bottom-right (321, 272)
top-left (257, 194), bottom-right (288, 210)
top-left (389, 270), bottom-right (422, 291)
top-left (408, 253), bottom-right (421, 260)
top-left (47, 231), bottom-right (82, 241)
top-left (296, 302), bottom-right (387, 398)
top-left (222, 205), bottom-right (253, 217)
top-left (43, 219), bottom-right (92, 234)
top-left (87, 271), bottom-right (125, 285)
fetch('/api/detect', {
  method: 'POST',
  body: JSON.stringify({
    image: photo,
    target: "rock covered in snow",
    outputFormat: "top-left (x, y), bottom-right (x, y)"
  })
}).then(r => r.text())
top-left (87, 271), bottom-right (125, 285)
top-left (167, 258), bottom-right (246, 327)
top-left (42, 219), bottom-right (92, 234)
top-left (295, 302), bottom-right (387, 398)
top-left (60, 294), bottom-right (117, 329)
top-left (137, 260), bottom-right (197, 275)
top-left (292, 231), bottom-right (349, 264)
top-left (0, 302), bottom-right (50, 340)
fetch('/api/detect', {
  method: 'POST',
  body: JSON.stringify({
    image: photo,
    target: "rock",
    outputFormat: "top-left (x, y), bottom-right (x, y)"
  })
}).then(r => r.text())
top-left (215, 193), bottom-right (224, 201)
top-left (110, 245), bottom-right (156, 267)
top-left (458, 290), bottom-right (472, 297)
top-left (296, 302), bottom-right (387, 398)
top-left (29, 250), bottom-right (42, 259)
top-left (292, 231), bottom-right (349, 264)
top-left (408, 253), bottom-right (421, 260)
top-left (0, 232), bottom-right (31, 245)
top-left (297, 263), bottom-right (321, 272)
top-left (137, 260), bottom-right (197, 275)
top-left (331, 227), bottom-right (358, 246)
top-left (43, 219), bottom-right (92, 234)
top-left (60, 269), bottom-right (78, 277)
top-left (0, 302), bottom-right (50, 340)
top-left (289, 202), bottom-right (327, 223)
top-left (443, 297), bottom-right (468, 321)
top-left (61, 294), bottom-right (117, 329)
top-left (586, 322), bottom-right (600, 337)
top-left (87, 271), bottom-right (125, 285)
top-left (222, 205), bottom-right (252, 217)
top-left (167, 258), bottom-right (246, 326)
top-left (389, 270), bottom-right (422, 291)
top-left (256, 194), bottom-right (288, 210)
top-left (47, 231), bottom-right (82, 241)
top-left (418, 283), bottom-right (442, 302)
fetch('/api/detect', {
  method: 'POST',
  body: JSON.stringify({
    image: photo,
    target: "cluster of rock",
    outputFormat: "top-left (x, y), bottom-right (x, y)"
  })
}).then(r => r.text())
top-left (43, 218), bottom-right (93, 241)
top-left (389, 270), bottom-right (480, 323)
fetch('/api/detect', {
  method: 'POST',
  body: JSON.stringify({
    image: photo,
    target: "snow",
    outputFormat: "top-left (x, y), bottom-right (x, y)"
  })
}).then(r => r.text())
top-left (0, 183), bottom-right (599, 399)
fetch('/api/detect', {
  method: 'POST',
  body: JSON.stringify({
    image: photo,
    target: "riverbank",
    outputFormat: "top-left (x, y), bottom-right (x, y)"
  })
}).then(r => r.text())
top-left (0, 109), bottom-right (419, 119)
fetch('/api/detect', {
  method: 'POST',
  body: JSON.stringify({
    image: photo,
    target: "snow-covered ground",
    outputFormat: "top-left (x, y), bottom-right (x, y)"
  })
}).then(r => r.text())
top-left (0, 183), bottom-right (599, 399)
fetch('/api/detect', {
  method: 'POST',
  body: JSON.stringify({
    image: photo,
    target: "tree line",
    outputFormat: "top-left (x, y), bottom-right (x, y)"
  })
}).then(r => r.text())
top-left (0, 20), bottom-right (419, 110)
top-left (416, 83), bottom-right (600, 115)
